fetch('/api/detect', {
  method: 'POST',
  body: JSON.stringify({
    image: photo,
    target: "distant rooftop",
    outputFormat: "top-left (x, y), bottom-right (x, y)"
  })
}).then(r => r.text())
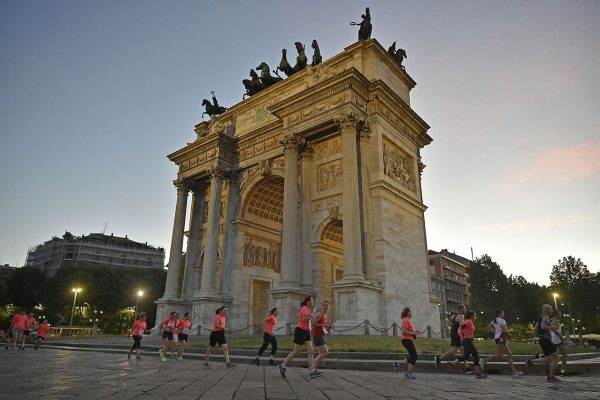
top-left (34, 231), bottom-right (164, 252)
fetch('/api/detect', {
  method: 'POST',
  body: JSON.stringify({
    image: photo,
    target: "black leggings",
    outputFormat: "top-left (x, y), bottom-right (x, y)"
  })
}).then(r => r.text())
top-left (258, 333), bottom-right (277, 356)
top-left (458, 338), bottom-right (480, 366)
top-left (131, 335), bottom-right (142, 350)
top-left (402, 339), bottom-right (417, 365)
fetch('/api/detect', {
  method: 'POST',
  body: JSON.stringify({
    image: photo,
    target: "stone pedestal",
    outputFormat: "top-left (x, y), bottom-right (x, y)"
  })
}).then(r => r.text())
top-left (191, 294), bottom-right (231, 336)
top-left (269, 287), bottom-right (312, 334)
top-left (154, 298), bottom-right (191, 332)
top-left (330, 280), bottom-right (383, 334)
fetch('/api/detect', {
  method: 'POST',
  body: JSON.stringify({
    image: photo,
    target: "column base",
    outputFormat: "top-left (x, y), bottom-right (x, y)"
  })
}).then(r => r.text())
top-left (269, 286), bottom-right (313, 335)
top-left (191, 294), bottom-right (232, 335)
top-left (330, 280), bottom-right (383, 335)
top-left (153, 298), bottom-right (192, 333)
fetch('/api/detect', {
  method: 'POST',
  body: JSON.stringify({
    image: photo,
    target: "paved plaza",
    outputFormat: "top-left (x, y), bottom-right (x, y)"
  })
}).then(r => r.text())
top-left (1, 347), bottom-right (599, 399)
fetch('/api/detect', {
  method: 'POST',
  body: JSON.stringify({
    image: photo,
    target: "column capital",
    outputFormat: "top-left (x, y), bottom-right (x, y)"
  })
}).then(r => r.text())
top-left (334, 111), bottom-right (368, 133)
top-left (280, 133), bottom-right (299, 150)
top-left (299, 141), bottom-right (314, 160)
top-left (173, 179), bottom-right (190, 193)
top-left (209, 166), bottom-right (226, 179)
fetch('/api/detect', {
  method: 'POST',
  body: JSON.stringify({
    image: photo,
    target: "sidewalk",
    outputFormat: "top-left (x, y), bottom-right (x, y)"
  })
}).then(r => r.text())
top-left (1, 347), bottom-right (599, 399)
top-left (40, 335), bottom-right (600, 376)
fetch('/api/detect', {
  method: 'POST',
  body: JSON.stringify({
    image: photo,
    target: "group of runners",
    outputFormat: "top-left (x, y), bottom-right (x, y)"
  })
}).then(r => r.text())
top-left (126, 298), bottom-right (572, 383)
top-left (3, 308), bottom-right (50, 353)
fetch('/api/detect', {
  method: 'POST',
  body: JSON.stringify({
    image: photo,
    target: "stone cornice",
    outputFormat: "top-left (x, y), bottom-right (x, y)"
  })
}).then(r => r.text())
top-left (370, 179), bottom-right (428, 212)
top-left (368, 80), bottom-right (432, 147)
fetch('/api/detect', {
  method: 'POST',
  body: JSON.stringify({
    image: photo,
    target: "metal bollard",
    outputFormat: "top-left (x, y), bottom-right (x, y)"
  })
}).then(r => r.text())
top-left (285, 322), bottom-right (291, 335)
top-left (427, 326), bottom-right (432, 338)
top-left (393, 322), bottom-right (398, 337)
top-left (364, 319), bottom-right (370, 335)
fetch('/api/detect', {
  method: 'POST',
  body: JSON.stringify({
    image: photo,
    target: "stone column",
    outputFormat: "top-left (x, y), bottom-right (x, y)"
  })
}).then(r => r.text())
top-left (279, 133), bottom-right (300, 287)
top-left (199, 167), bottom-right (224, 295)
top-left (219, 171), bottom-right (240, 298)
top-left (163, 179), bottom-right (189, 299)
top-left (335, 112), bottom-right (366, 281)
top-left (358, 125), bottom-right (375, 279)
top-left (300, 143), bottom-right (313, 288)
top-left (182, 184), bottom-right (206, 300)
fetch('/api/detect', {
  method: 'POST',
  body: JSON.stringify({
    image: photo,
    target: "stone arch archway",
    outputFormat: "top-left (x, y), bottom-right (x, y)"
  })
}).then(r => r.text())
top-left (238, 176), bottom-right (285, 331)
top-left (314, 218), bottom-right (344, 317)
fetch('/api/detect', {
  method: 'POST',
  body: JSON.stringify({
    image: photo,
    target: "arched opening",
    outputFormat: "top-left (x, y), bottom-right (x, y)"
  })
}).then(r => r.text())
top-left (316, 219), bottom-right (344, 318)
top-left (240, 176), bottom-right (284, 330)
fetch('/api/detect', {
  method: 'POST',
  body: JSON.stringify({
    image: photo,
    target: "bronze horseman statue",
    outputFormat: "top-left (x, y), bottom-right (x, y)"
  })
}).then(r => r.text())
top-left (202, 91), bottom-right (227, 118)
top-left (276, 42), bottom-right (308, 77)
top-left (387, 41), bottom-right (407, 69)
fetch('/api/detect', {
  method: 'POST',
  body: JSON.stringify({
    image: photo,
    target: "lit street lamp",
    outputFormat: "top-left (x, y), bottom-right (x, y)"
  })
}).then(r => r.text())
top-left (135, 290), bottom-right (144, 317)
top-left (69, 288), bottom-right (82, 336)
top-left (552, 293), bottom-right (559, 310)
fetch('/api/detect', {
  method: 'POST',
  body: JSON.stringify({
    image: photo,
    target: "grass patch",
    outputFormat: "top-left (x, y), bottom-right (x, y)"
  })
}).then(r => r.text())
top-left (194, 335), bottom-right (592, 355)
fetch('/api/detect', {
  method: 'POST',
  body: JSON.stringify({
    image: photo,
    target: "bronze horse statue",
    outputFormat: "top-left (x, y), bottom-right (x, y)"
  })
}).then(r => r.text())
top-left (202, 91), bottom-right (227, 118)
top-left (311, 39), bottom-right (322, 66)
top-left (387, 42), bottom-right (407, 69)
top-left (256, 62), bottom-right (282, 88)
top-left (242, 69), bottom-right (264, 99)
top-left (276, 42), bottom-right (308, 77)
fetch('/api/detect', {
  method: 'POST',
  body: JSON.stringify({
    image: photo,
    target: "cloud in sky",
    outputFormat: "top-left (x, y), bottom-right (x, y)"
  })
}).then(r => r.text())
top-left (504, 140), bottom-right (600, 189)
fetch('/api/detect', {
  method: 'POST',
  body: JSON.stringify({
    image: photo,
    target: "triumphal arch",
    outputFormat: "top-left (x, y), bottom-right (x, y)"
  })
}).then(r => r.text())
top-left (156, 38), bottom-right (438, 334)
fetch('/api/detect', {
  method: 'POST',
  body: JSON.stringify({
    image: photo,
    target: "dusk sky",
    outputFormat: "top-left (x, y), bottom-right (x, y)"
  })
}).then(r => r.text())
top-left (1, 1), bottom-right (598, 286)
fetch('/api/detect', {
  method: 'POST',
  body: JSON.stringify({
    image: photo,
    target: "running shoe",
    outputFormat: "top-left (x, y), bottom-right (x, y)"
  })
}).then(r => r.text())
top-left (278, 363), bottom-right (286, 379)
top-left (128, 352), bottom-right (131, 359)
top-left (404, 372), bottom-right (416, 380)
top-left (475, 373), bottom-right (488, 379)
top-left (393, 361), bottom-right (400, 374)
top-left (169, 353), bottom-right (176, 359)
top-left (547, 376), bottom-right (561, 382)
top-left (534, 352), bottom-right (540, 360)
top-left (310, 370), bottom-right (323, 379)
top-left (159, 348), bottom-right (164, 359)
top-left (136, 355), bottom-right (141, 360)
top-left (479, 359), bottom-right (485, 370)
top-left (4, 344), bottom-right (8, 350)
top-left (466, 370), bottom-right (477, 375)
top-left (269, 359), bottom-right (275, 365)
top-left (512, 371), bottom-right (524, 377)
top-left (160, 357), bottom-right (167, 362)
top-left (253, 357), bottom-right (260, 366)
top-left (177, 356), bottom-right (182, 361)
top-left (559, 369), bottom-right (571, 376)
top-left (434, 356), bottom-right (441, 367)
top-left (226, 362), bottom-right (236, 368)
top-left (204, 362), bottom-right (212, 369)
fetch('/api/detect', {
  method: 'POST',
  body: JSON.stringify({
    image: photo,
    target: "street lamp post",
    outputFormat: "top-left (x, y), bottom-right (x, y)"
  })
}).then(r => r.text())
top-left (69, 288), bottom-right (82, 336)
top-left (135, 290), bottom-right (144, 317)
top-left (552, 293), bottom-right (559, 310)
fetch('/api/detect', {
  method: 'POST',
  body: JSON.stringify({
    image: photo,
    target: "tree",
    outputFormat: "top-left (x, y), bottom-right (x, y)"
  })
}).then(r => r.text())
top-left (550, 256), bottom-right (591, 288)
top-left (469, 254), bottom-right (515, 316)
top-left (3, 267), bottom-right (46, 308)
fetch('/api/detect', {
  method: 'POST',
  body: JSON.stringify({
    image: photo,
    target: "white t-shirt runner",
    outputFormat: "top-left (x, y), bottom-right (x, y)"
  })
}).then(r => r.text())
top-left (493, 317), bottom-right (506, 339)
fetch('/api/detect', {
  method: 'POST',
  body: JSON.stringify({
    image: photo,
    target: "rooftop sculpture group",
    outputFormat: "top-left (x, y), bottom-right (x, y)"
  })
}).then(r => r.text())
top-left (202, 7), bottom-right (409, 119)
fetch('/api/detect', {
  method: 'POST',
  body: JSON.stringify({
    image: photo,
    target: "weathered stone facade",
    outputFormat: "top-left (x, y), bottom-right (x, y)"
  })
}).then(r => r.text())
top-left (156, 39), bottom-right (438, 334)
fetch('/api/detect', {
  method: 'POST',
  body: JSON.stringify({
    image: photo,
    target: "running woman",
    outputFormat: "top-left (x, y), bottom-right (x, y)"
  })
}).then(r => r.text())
top-left (34, 319), bottom-right (50, 350)
top-left (393, 307), bottom-right (419, 379)
top-left (549, 310), bottom-right (568, 375)
top-left (253, 308), bottom-right (279, 366)
top-left (313, 301), bottom-right (333, 370)
top-left (176, 312), bottom-right (192, 360)
top-left (435, 304), bottom-right (467, 369)
top-left (128, 312), bottom-right (147, 360)
top-left (159, 311), bottom-right (178, 362)
top-left (21, 311), bottom-right (36, 350)
top-left (8, 309), bottom-right (28, 354)
top-left (527, 304), bottom-right (560, 382)
top-left (482, 309), bottom-right (523, 376)
top-left (452, 311), bottom-right (487, 378)
top-left (204, 306), bottom-right (236, 369)
top-left (278, 296), bottom-right (322, 379)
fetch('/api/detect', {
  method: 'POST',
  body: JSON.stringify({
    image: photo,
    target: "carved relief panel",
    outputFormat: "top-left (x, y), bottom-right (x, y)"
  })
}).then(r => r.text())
top-left (317, 159), bottom-right (342, 191)
top-left (312, 136), bottom-right (341, 161)
top-left (382, 139), bottom-right (415, 192)
top-left (242, 238), bottom-right (281, 273)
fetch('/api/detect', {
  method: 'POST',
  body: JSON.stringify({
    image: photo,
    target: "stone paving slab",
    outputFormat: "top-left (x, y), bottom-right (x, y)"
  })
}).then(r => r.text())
top-left (0, 348), bottom-right (599, 399)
